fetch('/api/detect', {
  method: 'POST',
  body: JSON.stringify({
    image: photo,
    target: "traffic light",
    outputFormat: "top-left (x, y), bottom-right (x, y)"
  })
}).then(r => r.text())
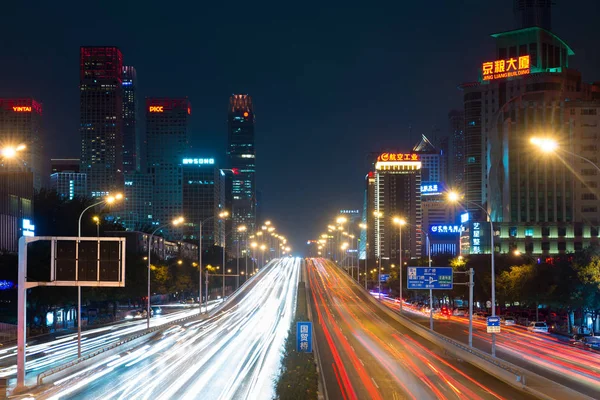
top-left (55, 241), bottom-right (76, 280)
top-left (100, 241), bottom-right (120, 281)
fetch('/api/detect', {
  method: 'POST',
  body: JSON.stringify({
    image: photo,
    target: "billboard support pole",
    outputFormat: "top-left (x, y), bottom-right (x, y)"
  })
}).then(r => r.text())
top-left (17, 236), bottom-right (27, 389)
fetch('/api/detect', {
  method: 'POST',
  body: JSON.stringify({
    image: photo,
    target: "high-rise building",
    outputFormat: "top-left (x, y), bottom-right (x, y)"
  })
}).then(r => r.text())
top-left (122, 66), bottom-right (139, 174)
top-left (181, 157), bottom-right (226, 249)
top-left (51, 158), bottom-right (80, 173)
top-left (227, 94), bottom-right (256, 244)
top-left (50, 172), bottom-right (87, 201)
top-left (414, 134), bottom-right (441, 182)
top-left (121, 172), bottom-right (153, 231)
top-left (363, 171), bottom-right (375, 263)
top-left (0, 98), bottom-right (44, 191)
top-left (513, 0), bottom-right (553, 31)
top-left (0, 171), bottom-right (33, 252)
top-left (369, 151), bottom-right (422, 263)
top-left (79, 46), bottom-right (123, 198)
top-left (146, 98), bottom-right (190, 233)
top-left (448, 110), bottom-right (465, 190)
top-left (458, 12), bottom-right (600, 255)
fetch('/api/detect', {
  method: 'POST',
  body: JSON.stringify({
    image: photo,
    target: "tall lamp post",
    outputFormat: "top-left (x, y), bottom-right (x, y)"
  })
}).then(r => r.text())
top-left (359, 223), bottom-right (367, 290)
top-left (236, 225), bottom-right (247, 289)
top-left (260, 244), bottom-right (267, 268)
top-left (392, 217), bottom-right (406, 312)
top-left (373, 211), bottom-right (383, 299)
top-left (447, 191), bottom-right (497, 356)
top-left (531, 137), bottom-right (600, 173)
top-left (77, 193), bottom-right (123, 357)
top-left (147, 216), bottom-right (184, 329)
top-left (198, 210), bottom-right (228, 314)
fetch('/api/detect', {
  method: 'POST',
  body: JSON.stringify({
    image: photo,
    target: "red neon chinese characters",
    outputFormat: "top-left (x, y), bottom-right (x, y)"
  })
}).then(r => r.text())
top-left (482, 55), bottom-right (530, 81)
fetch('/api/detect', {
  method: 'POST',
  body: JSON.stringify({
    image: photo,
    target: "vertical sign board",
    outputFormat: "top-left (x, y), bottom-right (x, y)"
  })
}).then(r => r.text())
top-left (487, 316), bottom-right (501, 333)
top-left (296, 321), bottom-right (313, 353)
top-left (407, 267), bottom-right (453, 289)
top-left (380, 274), bottom-right (390, 282)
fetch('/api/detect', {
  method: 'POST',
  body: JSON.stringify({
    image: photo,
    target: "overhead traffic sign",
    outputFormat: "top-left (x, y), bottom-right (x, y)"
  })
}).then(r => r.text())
top-left (487, 316), bottom-right (501, 333)
top-left (380, 274), bottom-right (390, 282)
top-left (407, 267), bottom-right (453, 290)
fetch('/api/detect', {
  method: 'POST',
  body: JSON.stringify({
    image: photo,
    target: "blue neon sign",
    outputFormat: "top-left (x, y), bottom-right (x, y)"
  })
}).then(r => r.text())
top-left (430, 225), bottom-right (463, 234)
top-left (420, 182), bottom-right (444, 195)
top-left (296, 322), bottom-right (313, 352)
top-left (182, 158), bottom-right (215, 165)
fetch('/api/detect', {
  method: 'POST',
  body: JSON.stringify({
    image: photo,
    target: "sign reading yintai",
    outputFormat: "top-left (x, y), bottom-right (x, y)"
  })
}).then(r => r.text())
top-left (482, 55), bottom-right (530, 81)
top-left (377, 152), bottom-right (420, 162)
top-left (13, 106), bottom-right (32, 112)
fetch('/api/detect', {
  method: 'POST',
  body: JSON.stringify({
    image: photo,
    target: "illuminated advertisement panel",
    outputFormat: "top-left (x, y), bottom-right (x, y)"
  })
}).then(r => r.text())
top-left (482, 55), bottom-right (530, 81)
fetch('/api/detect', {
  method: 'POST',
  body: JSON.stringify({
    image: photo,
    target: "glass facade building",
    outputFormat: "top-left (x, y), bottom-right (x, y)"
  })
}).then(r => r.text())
top-left (79, 46), bottom-right (124, 198)
top-left (146, 98), bottom-right (190, 236)
top-left (0, 98), bottom-right (44, 191)
top-left (227, 94), bottom-right (256, 245)
top-left (122, 66), bottom-right (139, 174)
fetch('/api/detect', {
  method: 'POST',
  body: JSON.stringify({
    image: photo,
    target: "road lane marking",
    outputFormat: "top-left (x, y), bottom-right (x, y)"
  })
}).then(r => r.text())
top-left (371, 377), bottom-right (379, 389)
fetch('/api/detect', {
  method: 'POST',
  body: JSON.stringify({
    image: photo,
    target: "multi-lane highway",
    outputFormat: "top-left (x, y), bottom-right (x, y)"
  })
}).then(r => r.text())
top-left (307, 258), bottom-right (536, 400)
top-left (0, 302), bottom-right (220, 385)
top-left (30, 257), bottom-right (300, 400)
top-left (383, 298), bottom-right (600, 398)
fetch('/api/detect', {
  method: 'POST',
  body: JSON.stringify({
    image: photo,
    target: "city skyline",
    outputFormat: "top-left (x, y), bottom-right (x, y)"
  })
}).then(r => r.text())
top-left (1, 1), bottom-right (599, 251)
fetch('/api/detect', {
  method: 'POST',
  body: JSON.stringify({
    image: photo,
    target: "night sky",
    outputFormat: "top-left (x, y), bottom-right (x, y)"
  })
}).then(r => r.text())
top-left (1, 1), bottom-right (599, 252)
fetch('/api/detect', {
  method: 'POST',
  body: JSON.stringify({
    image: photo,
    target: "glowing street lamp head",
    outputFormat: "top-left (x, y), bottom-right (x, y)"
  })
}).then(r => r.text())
top-left (359, 223), bottom-right (367, 229)
top-left (106, 196), bottom-right (116, 204)
top-left (115, 193), bottom-right (124, 200)
top-left (336, 216), bottom-right (347, 224)
top-left (373, 211), bottom-right (383, 218)
top-left (218, 210), bottom-right (229, 218)
top-left (172, 216), bottom-right (185, 225)
top-left (1, 144), bottom-right (26, 159)
top-left (251, 242), bottom-right (258, 248)
top-left (260, 244), bottom-right (266, 251)
top-left (237, 225), bottom-right (247, 232)
top-left (530, 137), bottom-right (558, 153)
top-left (447, 191), bottom-right (461, 203)
top-left (256, 231), bottom-right (263, 237)
top-left (393, 217), bottom-right (406, 226)
top-left (267, 227), bottom-right (275, 232)
top-left (265, 220), bottom-right (271, 226)
top-left (92, 216), bottom-right (100, 223)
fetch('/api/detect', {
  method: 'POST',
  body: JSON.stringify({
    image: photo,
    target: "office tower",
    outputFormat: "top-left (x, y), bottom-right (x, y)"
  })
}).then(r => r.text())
top-left (79, 46), bottom-right (123, 198)
top-left (146, 98), bottom-right (190, 233)
top-left (448, 110), bottom-right (465, 190)
top-left (514, 0), bottom-right (553, 31)
top-left (0, 171), bottom-right (34, 252)
top-left (50, 172), bottom-right (87, 201)
top-left (364, 171), bottom-right (376, 263)
top-left (227, 94), bottom-right (256, 243)
top-left (51, 158), bottom-right (80, 173)
top-left (0, 98), bottom-right (44, 191)
top-left (458, 12), bottom-right (600, 255)
top-left (122, 66), bottom-right (139, 174)
top-left (121, 172), bottom-right (153, 231)
top-left (369, 151), bottom-right (422, 263)
top-left (182, 157), bottom-right (225, 249)
top-left (414, 134), bottom-right (441, 182)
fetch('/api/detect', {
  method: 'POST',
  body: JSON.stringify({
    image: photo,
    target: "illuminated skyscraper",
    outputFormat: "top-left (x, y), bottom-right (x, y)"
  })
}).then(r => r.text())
top-left (122, 66), bottom-right (139, 174)
top-left (448, 110), bottom-right (465, 190)
top-left (227, 94), bottom-right (256, 242)
top-left (146, 98), bottom-right (190, 232)
top-left (79, 46), bottom-right (123, 197)
top-left (0, 98), bottom-right (44, 190)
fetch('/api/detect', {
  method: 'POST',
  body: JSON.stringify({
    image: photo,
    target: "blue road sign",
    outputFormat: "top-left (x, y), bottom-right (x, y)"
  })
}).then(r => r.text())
top-left (380, 274), bottom-right (390, 282)
top-left (407, 267), bottom-right (453, 290)
top-left (487, 316), bottom-right (501, 333)
top-left (296, 321), bottom-right (313, 352)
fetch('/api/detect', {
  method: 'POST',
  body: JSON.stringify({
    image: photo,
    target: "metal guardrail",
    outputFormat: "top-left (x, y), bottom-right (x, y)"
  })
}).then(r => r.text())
top-left (332, 262), bottom-right (593, 400)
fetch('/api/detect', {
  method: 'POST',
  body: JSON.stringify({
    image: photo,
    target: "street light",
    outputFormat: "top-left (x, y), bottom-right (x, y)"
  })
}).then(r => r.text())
top-left (531, 136), bottom-right (600, 173)
top-left (393, 217), bottom-right (406, 312)
top-left (447, 190), bottom-right (497, 357)
top-left (92, 216), bottom-right (100, 238)
top-left (373, 211), bottom-right (383, 299)
top-left (148, 216), bottom-right (184, 329)
top-left (76, 193), bottom-right (123, 357)
top-left (1, 144), bottom-right (26, 159)
top-left (260, 244), bottom-right (267, 268)
top-left (198, 210), bottom-right (228, 314)
top-left (237, 225), bottom-right (247, 289)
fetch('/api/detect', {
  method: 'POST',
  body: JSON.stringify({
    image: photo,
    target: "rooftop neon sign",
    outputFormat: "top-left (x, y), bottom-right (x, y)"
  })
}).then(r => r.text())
top-left (376, 153), bottom-right (420, 162)
top-left (482, 55), bottom-right (530, 81)
top-left (182, 158), bottom-right (214, 165)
